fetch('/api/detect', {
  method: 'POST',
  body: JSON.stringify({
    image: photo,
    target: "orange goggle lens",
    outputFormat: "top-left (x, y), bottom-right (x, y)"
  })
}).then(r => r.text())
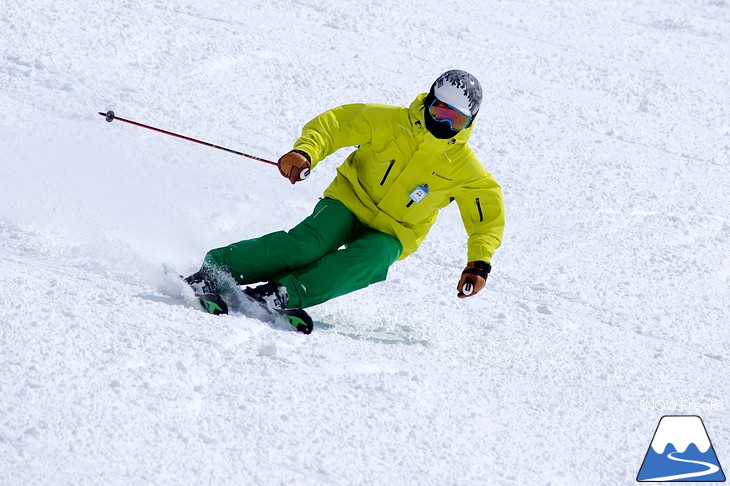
top-left (428, 99), bottom-right (472, 130)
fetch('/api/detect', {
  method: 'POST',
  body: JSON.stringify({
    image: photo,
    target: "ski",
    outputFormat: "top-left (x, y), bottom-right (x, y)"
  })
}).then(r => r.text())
top-left (197, 292), bottom-right (228, 316)
top-left (177, 270), bottom-right (313, 334)
top-left (277, 308), bottom-right (314, 335)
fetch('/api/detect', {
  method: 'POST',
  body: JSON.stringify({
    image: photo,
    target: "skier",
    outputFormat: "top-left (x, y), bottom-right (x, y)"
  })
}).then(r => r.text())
top-left (185, 69), bottom-right (505, 330)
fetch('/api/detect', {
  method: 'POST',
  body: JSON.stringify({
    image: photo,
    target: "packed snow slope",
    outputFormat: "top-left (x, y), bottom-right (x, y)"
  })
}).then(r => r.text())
top-left (1, 0), bottom-right (729, 484)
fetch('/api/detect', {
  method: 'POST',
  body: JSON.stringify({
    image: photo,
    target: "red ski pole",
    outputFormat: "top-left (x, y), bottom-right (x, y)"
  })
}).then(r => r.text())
top-left (98, 110), bottom-right (310, 179)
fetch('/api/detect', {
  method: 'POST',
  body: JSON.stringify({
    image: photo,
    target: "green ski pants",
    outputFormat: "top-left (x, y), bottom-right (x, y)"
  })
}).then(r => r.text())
top-left (203, 198), bottom-right (403, 309)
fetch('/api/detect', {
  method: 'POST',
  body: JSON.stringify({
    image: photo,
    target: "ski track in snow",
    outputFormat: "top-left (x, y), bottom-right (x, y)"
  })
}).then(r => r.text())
top-left (1, 0), bottom-right (729, 484)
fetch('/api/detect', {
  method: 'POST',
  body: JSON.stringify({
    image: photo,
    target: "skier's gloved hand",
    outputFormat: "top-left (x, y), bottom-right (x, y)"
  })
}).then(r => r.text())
top-left (278, 150), bottom-right (311, 184)
top-left (457, 261), bottom-right (491, 298)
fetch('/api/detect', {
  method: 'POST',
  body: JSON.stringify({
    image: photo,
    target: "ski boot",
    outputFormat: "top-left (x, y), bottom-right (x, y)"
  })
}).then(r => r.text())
top-left (184, 270), bottom-right (229, 316)
top-left (244, 281), bottom-right (313, 334)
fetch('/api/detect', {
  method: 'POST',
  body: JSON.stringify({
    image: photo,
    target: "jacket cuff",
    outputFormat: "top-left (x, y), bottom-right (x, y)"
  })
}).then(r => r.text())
top-left (463, 261), bottom-right (491, 279)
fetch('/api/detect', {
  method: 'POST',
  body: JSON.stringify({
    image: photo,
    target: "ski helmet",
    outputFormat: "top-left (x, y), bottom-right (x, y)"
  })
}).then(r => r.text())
top-left (424, 70), bottom-right (482, 139)
top-left (431, 69), bottom-right (482, 117)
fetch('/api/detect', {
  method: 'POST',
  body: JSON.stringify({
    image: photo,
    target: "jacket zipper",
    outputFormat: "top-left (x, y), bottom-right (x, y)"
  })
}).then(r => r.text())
top-left (380, 159), bottom-right (396, 186)
top-left (475, 198), bottom-right (484, 222)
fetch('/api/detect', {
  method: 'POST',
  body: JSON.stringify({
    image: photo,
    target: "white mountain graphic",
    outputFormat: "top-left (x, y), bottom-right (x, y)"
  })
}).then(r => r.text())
top-left (650, 416), bottom-right (711, 454)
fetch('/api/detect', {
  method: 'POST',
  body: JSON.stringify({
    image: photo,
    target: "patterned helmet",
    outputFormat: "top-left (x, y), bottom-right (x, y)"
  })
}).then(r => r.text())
top-left (431, 70), bottom-right (482, 117)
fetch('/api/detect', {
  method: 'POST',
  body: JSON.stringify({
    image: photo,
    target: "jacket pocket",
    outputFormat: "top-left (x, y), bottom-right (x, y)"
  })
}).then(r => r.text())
top-left (380, 159), bottom-right (396, 186)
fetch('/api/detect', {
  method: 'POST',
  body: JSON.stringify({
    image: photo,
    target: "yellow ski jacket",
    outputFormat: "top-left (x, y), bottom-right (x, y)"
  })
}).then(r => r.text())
top-left (293, 93), bottom-right (504, 263)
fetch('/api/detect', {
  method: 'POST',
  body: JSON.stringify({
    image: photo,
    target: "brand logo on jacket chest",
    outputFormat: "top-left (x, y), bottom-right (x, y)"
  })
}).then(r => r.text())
top-left (431, 171), bottom-right (453, 181)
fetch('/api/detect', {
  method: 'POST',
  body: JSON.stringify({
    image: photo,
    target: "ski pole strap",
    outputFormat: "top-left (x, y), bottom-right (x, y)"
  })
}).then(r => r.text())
top-left (462, 261), bottom-right (491, 280)
top-left (290, 149), bottom-right (311, 163)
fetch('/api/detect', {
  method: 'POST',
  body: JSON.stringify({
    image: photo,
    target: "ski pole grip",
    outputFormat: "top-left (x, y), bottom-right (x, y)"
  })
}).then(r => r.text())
top-left (299, 167), bottom-right (311, 180)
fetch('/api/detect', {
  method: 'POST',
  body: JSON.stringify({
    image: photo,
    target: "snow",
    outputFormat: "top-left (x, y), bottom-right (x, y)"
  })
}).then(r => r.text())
top-left (1, 0), bottom-right (729, 484)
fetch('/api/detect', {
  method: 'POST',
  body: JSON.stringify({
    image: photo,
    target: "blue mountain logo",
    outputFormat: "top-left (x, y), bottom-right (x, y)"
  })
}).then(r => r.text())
top-left (637, 415), bottom-right (725, 482)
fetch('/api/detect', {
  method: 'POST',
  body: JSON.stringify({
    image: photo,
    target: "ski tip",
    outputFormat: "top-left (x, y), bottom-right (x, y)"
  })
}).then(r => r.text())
top-left (199, 293), bottom-right (229, 316)
top-left (283, 309), bottom-right (313, 334)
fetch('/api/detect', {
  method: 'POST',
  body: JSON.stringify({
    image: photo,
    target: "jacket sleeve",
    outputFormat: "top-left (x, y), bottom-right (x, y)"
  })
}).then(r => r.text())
top-left (292, 104), bottom-right (374, 167)
top-left (454, 172), bottom-right (505, 264)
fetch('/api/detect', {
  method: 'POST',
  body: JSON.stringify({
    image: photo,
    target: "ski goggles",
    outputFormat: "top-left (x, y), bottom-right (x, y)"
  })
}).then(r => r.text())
top-left (428, 99), bottom-right (473, 131)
